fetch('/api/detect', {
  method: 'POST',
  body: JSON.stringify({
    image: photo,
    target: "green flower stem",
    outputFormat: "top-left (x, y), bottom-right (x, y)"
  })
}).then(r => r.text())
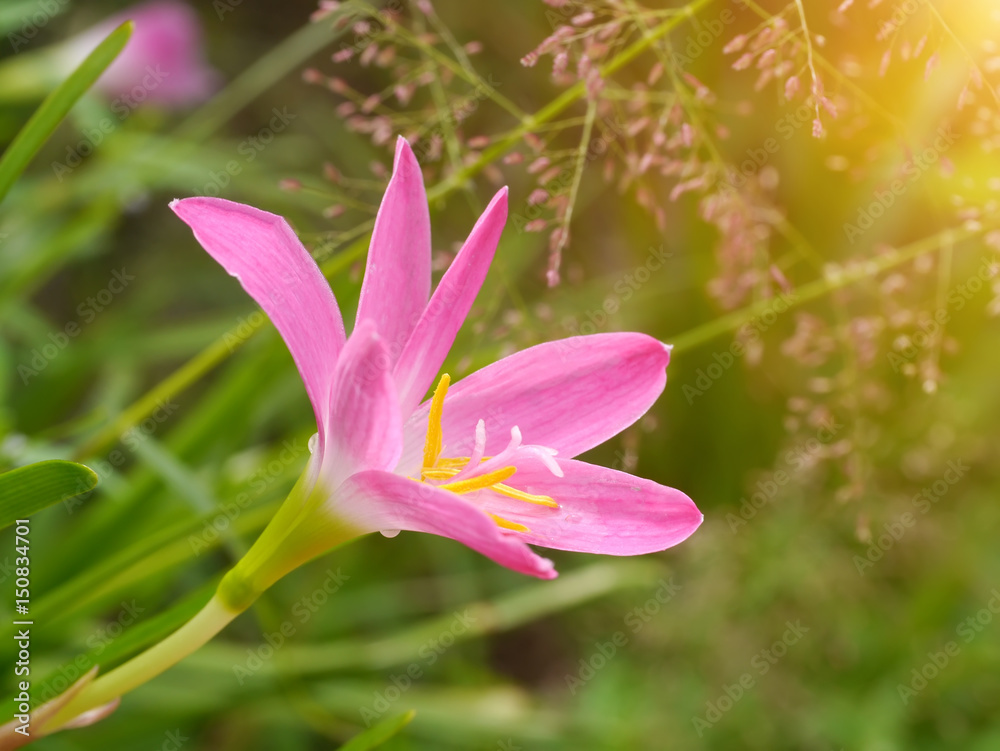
top-left (41, 470), bottom-right (354, 733)
top-left (43, 594), bottom-right (244, 732)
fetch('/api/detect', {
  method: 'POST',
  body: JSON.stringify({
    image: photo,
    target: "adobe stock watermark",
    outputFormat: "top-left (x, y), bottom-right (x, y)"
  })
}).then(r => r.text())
top-left (670, 4), bottom-right (740, 68)
top-left (359, 610), bottom-right (477, 726)
top-left (217, 263), bottom-right (305, 355)
top-left (188, 438), bottom-right (306, 555)
top-left (61, 398), bottom-right (180, 515)
top-left (52, 67), bottom-right (173, 180)
top-left (509, 113), bottom-right (627, 233)
top-left (843, 125), bottom-right (957, 244)
top-left (897, 589), bottom-right (1000, 705)
top-left (0, 557), bottom-right (16, 585)
top-left (853, 459), bottom-right (969, 575)
top-left (692, 620), bottom-right (809, 736)
top-left (7, 0), bottom-right (70, 52)
top-left (232, 567), bottom-right (350, 684)
top-left (720, 98), bottom-right (822, 192)
top-left (560, 244), bottom-right (674, 338)
top-left (18, 268), bottom-right (135, 384)
top-left (330, 0), bottom-right (403, 59)
top-left (150, 730), bottom-right (189, 751)
top-left (199, 107), bottom-right (297, 195)
top-left (564, 577), bottom-right (681, 694)
top-left (410, 77), bottom-right (500, 165)
top-left (683, 291), bottom-right (799, 403)
top-left (34, 600), bottom-right (146, 704)
top-left (877, 0), bottom-right (926, 39)
top-left (213, 0), bottom-right (247, 19)
top-left (726, 416), bottom-right (843, 532)
top-left (887, 254), bottom-right (999, 373)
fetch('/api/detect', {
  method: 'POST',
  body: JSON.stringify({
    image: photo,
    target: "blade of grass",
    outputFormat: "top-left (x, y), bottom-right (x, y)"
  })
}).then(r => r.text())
top-left (338, 711), bottom-right (416, 751)
top-left (0, 21), bottom-right (133, 205)
top-left (174, 7), bottom-right (353, 141)
top-left (0, 460), bottom-right (98, 528)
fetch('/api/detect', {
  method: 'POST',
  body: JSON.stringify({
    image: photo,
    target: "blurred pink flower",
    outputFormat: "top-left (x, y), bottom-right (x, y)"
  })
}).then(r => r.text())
top-left (171, 137), bottom-right (702, 580)
top-left (61, 0), bottom-right (218, 107)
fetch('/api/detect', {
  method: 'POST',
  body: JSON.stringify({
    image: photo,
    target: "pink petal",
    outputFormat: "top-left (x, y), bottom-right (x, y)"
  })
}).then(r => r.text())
top-left (479, 459), bottom-right (702, 555)
top-left (69, 1), bottom-right (219, 107)
top-left (171, 197), bottom-right (346, 444)
top-left (355, 137), bottom-right (431, 359)
top-left (323, 322), bottom-right (403, 487)
top-left (337, 470), bottom-right (557, 579)
top-left (398, 333), bottom-right (671, 473)
top-left (393, 187), bottom-right (508, 416)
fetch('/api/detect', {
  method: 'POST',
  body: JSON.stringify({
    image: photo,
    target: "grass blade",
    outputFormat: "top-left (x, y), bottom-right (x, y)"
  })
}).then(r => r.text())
top-left (0, 21), bottom-right (133, 205)
top-left (0, 460), bottom-right (98, 528)
top-left (338, 711), bottom-right (416, 751)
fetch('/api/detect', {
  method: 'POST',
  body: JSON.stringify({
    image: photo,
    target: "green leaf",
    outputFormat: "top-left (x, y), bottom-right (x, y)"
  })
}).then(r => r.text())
top-left (338, 710), bottom-right (416, 751)
top-left (0, 21), bottom-right (133, 205)
top-left (0, 460), bottom-right (98, 529)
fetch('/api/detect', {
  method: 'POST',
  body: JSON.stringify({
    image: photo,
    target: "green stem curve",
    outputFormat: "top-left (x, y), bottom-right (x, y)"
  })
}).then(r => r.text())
top-left (43, 595), bottom-right (243, 732)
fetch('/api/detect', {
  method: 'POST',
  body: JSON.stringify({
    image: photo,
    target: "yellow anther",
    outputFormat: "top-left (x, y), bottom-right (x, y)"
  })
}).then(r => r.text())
top-left (488, 513), bottom-right (530, 533)
top-left (439, 466), bottom-right (516, 495)
top-left (418, 385), bottom-right (558, 522)
top-left (421, 374), bottom-right (451, 470)
top-left (493, 483), bottom-right (559, 508)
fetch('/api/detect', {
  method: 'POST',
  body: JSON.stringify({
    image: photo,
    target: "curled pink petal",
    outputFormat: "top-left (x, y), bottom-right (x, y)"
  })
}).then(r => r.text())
top-left (356, 137), bottom-right (431, 359)
top-left (323, 321), bottom-right (403, 488)
top-left (398, 333), bottom-right (671, 474)
top-left (479, 459), bottom-right (703, 555)
top-left (171, 197), bottom-right (346, 446)
top-left (393, 187), bottom-right (508, 415)
top-left (337, 470), bottom-right (558, 579)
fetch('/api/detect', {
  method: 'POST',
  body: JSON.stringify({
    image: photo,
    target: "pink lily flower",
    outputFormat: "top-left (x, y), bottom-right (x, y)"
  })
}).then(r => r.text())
top-left (60, 0), bottom-right (217, 106)
top-left (171, 137), bottom-right (702, 585)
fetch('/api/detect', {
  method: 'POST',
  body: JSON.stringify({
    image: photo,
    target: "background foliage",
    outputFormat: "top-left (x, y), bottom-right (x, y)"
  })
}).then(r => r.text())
top-left (2, 0), bottom-right (1000, 749)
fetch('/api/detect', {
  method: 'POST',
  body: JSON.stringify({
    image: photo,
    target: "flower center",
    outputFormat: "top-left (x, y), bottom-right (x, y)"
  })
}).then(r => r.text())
top-left (418, 374), bottom-right (560, 533)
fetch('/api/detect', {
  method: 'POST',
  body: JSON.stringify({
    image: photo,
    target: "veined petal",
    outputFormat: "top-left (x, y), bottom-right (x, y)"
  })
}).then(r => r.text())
top-left (478, 459), bottom-right (703, 555)
top-left (171, 197), bottom-right (346, 445)
top-left (356, 137), bottom-right (431, 360)
top-left (394, 187), bottom-right (508, 416)
top-left (398, 333), bottom-right (671, 473)
top-left (337, 470), bottom-right (557, 579)
top-left (323, 322), bottom-right (403, 488)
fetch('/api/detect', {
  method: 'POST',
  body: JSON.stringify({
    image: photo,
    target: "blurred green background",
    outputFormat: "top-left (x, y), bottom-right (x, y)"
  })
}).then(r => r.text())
top-left (2, 0), bottom-right (999, 749)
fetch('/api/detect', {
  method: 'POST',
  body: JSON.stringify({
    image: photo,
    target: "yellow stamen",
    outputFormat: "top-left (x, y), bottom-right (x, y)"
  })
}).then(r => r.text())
top-left (488, 513), bottom-right (529, 533)
top-left (417, 384), bottom-right (555, 531)
top-left (493, 483), bottom-right (559, 508)
top-left (435, 457), bottom-right (471, 469)
top-left (421, 374), bottom-right (450, 470)
top-left (439, 466), bottom-right (516, 494)
top-left (421, 468), bottom-right (460, 480)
